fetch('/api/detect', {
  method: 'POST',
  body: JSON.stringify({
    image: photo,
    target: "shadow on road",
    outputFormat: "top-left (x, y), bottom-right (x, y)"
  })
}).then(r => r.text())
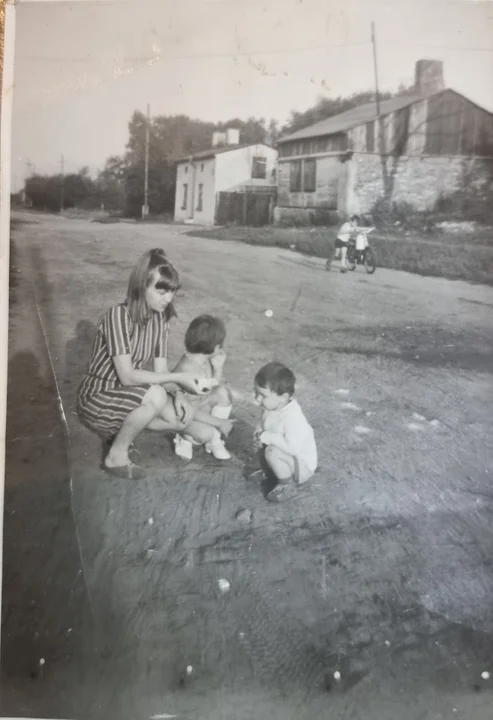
top-left (1, 241), bottom-right (97, 718)
top-left (64, 319), bottom-right (97, 390)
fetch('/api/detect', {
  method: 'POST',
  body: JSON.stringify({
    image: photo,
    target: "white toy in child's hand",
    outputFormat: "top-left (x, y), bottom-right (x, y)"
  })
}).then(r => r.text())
top-left (194, 377), bottom-right (219, 394)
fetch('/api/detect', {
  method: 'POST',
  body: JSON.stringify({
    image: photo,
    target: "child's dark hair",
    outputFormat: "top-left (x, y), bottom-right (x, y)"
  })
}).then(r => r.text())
top-left (185, 315), bottom-right (226, 355)
top-left (350, 214), bottom-right (360, 223)
top-left (255, 362), bottom-right (295, 397)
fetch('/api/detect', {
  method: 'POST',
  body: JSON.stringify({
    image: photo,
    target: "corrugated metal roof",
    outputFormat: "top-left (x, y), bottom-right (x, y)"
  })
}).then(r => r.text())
top-left (277, 89), bottom-right (440, 143)
top-left (177, 142), bottom-right (273, 163)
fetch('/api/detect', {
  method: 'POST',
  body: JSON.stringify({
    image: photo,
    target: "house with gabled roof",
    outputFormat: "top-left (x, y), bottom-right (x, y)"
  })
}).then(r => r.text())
top-left (174, 128), bottom-right (277, 225)
top-left (275, 59), bottom-right (493, 223)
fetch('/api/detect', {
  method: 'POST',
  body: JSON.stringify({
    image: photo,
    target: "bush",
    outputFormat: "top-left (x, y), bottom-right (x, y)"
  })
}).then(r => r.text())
top-left (371, 198), bottom-right (436, 234)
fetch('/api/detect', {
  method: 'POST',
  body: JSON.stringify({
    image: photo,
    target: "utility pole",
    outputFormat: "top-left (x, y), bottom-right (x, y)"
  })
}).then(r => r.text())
top-left (371, 22), bottom-right (381, 118)
top-left (142, 103), bottom-right (150, 219)
top-left (60, 154), bottom-right (65, 212)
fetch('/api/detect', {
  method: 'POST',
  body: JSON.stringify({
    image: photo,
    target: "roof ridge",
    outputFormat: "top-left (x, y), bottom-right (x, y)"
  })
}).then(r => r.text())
top-left (177, 141), bottom-right (273, 163)
top-left (277, 88), bottom-right (448, 144)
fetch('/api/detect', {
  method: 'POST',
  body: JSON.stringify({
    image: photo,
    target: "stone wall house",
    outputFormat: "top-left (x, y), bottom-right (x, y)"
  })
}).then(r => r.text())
top-left (275, 59), bottom-right (493, 223)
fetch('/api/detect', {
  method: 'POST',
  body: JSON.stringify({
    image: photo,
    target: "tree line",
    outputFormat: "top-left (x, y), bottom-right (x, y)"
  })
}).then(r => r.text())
top-left (20, 87), bottom-right (409, 217)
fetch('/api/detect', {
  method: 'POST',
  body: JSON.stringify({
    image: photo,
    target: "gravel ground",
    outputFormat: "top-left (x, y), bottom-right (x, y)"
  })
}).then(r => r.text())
top-left (2, 211), bottom-right (493, 720)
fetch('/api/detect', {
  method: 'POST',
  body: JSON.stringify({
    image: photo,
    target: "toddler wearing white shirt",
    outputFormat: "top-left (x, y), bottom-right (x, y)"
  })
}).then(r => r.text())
top-left (253, 362), bottom-right (317, 503)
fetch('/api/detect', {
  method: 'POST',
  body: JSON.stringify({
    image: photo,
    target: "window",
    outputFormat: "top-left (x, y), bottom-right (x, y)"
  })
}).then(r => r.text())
top-left (181, 183), bottom-right (188, 210)
top-left (251, 156), bottom-right (267, 179)
top-left (290, 159), bottom-right (316, 193)
top-left (303, 158), bottom-right (316, 192)
top-left (366, 121), bottom-right (375, 152)
top-left (197, 184), bottom-right (203, 211)
top-left (200, 163), bottom-right (204, 171)
top-left (392, 107), bottom-right (410, 155)
top-left (185, 166), bottom-right (188, 173)
top-left (290, 161), bottom-right (302, 192)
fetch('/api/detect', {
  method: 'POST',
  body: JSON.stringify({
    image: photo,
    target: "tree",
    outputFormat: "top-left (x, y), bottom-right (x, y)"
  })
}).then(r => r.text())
top-left (281, 90), bottom-right (396, 136)
top-left (97, 156), bottom-right (126, 211)
top-left (24, 168), bottom-right (100, 212)
top-left (119, 111), bottom-right (270, 217)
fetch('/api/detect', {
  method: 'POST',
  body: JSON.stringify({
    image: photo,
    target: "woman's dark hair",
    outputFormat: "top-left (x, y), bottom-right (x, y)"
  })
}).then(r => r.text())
top-left (127, 248), bottom-right (181, 324)
top-left (254, 362), bottom-right (295, 397)
top-left (185, 315), bottom-right (226, 355)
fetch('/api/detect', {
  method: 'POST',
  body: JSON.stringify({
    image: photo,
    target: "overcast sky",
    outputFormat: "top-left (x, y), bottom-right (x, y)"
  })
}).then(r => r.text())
top-left (11, 0), bottom-right (493, 190)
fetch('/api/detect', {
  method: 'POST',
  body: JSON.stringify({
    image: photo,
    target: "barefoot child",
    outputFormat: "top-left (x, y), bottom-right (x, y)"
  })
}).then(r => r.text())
top-left (172, 315), bottom-right (234, 460)
top-left (253, 362), bottom-right (317, 503)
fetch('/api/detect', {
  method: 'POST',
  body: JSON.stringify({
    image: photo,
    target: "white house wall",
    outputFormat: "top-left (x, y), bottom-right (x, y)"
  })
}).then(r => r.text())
top-left (174, 157), bottom-right (216, 225)
top-left (174, 162), bottom-right (192, 222)
top-left (192, 157), bottom-right (216, 225)
top-left (214, 145), bottom-right (277, 193)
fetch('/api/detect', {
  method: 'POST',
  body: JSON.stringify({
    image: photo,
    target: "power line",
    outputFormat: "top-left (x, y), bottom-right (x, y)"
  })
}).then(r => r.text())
top-left (18, 40), bottom-right (493, 65)
top-left (382, 42), bottom-right (493, 53)
top-left (18, 40), bottom-right (372, 65)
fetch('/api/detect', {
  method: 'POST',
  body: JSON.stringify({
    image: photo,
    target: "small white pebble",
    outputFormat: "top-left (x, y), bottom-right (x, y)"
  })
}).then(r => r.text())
top-left (239, 632), bottom-right (245, 639)
top-left (39, 658), bottom-right (45, 666)
top-left (186, 665), bottom-right (193, 675)
top-left (385, 640), bottom-right (391, 647)
top-left (341, 402), bottom-right (361, 411)
top-left (333, 671), bottom-right (341, 681)
top-left (407, 422), bottom-right (426, 432)
top-left (148, 518), bottom-right (154, 525)
top-left (218, 578), bottom-right (230, 593)
top-left (482, 671), bottom-right (490, 680)
top-left (264, 309), bottom-right (273, 318)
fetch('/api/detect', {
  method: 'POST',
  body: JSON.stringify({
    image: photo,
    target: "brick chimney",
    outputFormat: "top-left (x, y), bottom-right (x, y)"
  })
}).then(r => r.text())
top-left (414, 59), bottom-right (444, 94)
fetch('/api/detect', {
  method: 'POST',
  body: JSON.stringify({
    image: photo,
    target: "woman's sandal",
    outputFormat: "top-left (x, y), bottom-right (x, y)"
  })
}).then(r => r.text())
top-left (105, 438), bottom-right (141, 461)
top-left (104, 462), bottom-right (146, 480)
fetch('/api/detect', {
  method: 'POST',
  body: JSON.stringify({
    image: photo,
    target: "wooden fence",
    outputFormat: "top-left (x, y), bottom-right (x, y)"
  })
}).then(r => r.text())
top-left (215, 190), bottom-right (276, 226)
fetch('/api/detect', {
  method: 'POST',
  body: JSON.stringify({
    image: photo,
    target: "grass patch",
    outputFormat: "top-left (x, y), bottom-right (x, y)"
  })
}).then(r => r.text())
top-left (187, 225), bottom-right (493, 286)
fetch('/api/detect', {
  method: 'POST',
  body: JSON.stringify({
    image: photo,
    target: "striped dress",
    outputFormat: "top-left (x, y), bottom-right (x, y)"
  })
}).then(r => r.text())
top-left (77, 303), bottom-right (169, 439)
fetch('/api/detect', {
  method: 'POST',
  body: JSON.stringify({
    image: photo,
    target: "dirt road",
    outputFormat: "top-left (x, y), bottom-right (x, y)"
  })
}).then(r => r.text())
top-left (2, 211), bottom-right (493, 719)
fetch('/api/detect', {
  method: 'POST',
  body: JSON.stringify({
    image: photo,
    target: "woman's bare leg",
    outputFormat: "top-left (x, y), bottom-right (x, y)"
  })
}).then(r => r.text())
top-left (147, 396), bottom-right (185, 432)
top-left (105, 385), bottom-right (168, 468)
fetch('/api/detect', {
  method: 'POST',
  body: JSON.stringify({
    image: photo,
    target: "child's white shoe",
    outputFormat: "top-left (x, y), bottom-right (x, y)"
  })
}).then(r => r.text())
top-left (205, 429), bottom-right (231, 460)
top-left (173, 435), bottom-right (193, 460)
